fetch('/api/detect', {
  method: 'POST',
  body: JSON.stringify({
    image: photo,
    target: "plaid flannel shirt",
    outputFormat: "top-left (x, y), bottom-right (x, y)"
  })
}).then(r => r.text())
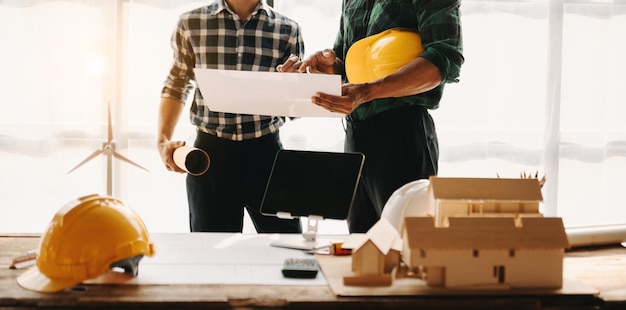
top-left (162, 0), bottom-right (304, 141)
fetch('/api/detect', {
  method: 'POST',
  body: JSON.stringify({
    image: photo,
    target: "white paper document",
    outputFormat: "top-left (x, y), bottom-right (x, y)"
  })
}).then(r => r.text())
top-left (86, 233), bottom-right (337, 286)
top-left (194, 68), bottom-right (344, 117)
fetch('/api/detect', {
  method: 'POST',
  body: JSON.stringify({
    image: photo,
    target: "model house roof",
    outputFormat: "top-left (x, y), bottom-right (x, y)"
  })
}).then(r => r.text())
top-left (428, 177), bottom-right (543, 202)
top-left (404, 216), bottom-right (569, 249)
top-left (342, 218), bottom-right (402, 255)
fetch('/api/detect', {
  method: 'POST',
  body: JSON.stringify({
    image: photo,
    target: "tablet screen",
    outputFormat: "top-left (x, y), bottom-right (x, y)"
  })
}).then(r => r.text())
top-left (260, 150), bottom-right (365, 220)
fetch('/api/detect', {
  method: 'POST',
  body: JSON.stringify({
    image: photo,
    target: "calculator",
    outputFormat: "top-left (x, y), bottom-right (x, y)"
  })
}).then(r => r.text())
top-left (281, 258), bottom-right (319, 279)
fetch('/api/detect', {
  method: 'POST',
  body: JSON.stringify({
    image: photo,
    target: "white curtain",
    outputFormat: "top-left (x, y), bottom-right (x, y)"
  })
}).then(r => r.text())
top-left (0, 0), bottom-right (624, 233)
top-left (434, 0), bottom-right (626, 230)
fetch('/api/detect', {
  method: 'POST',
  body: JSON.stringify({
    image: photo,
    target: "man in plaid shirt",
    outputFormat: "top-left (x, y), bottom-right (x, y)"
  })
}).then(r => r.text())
top-left (157, 0), bottom-right (303, 233)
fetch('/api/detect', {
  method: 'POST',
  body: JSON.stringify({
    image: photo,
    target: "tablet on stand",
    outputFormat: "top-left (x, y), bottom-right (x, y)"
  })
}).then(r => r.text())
top-left (260, 150), bottom-right (365, 250)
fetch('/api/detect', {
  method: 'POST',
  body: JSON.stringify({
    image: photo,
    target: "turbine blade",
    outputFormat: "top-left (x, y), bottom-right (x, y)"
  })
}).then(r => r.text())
top-left (112, 151), bottom-right (150, 172)
top-left (67, 149), bottom-right (104, 174)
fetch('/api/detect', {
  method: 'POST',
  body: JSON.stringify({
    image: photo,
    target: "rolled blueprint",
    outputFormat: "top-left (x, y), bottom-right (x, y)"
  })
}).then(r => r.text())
top-left (173, 146), bottom-right (210, 176)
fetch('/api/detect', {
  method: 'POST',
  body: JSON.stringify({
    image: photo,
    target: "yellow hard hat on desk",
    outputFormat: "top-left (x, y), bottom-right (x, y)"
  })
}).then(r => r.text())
top-left (345, 28), bottom-right (424, 83)
top-left (17, 194), bottom-right (156, 293)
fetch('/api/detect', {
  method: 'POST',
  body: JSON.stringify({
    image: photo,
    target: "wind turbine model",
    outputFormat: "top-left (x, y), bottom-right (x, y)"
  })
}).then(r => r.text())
top-left (67, 102), bottom-right (149, 196)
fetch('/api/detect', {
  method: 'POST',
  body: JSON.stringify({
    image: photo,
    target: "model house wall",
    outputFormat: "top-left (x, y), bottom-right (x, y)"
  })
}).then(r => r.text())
top-left (402, 216), bottom-right (570, 289)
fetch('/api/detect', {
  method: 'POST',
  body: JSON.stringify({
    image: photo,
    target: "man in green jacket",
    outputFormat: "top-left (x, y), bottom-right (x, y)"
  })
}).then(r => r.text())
top-left (278, 0), bottom-right (464, 233)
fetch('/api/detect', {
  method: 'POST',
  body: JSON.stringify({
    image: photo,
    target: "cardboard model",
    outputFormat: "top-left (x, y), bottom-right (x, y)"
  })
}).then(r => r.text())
top-left (341, 177), bottom-right (569, 290)
top-left (428, 176), bottom-right (544, 227)
top-left (341, 218), bottom-right (402, 286)
top-left (402, 216), bottom-right (570, 289)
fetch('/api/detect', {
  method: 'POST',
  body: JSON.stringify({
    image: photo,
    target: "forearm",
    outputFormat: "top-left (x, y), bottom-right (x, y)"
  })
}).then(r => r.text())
top-left (157, 97), bottom-right (185, 143)
top-left (362, 57), bottom-right (442, 102)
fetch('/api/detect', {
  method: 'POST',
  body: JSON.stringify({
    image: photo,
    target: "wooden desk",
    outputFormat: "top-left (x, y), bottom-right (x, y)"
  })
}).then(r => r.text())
top-left (1, 234), bottom-right (624, 309)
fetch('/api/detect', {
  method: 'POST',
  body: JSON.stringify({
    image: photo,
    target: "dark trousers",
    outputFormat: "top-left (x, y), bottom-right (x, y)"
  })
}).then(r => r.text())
top-left (344, 105), bottom-right (439, 233)
top-left (186, 130), bottom-right (302, 233)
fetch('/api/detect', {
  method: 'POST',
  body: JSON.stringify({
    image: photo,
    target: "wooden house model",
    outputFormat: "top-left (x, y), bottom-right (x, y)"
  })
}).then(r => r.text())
top-left (341, 218), bottom-right (402, 286)
top-left (428, 176), bottom-right (544, 227)
top-left (401, 216), bottom-right (570, 289)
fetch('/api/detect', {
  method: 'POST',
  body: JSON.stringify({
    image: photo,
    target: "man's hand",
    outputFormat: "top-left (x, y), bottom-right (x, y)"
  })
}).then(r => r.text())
top-left (277, 49), bottom-right (338, 74)
top-left (312, 83), bottom-right (371, 115)
top-left (157, 139), bottom-right (187, 173)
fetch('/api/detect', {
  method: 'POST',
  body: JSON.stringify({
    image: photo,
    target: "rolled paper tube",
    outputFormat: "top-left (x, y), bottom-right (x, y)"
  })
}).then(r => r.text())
top-left (173, 146), bottom-right (210, 176)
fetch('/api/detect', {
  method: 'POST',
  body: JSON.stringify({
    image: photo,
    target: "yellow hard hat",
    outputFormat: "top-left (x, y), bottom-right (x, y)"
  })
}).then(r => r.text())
top-left (345, 28), bottom-right (424, 83)
top-left (17, 194), bottom-right (156, 293)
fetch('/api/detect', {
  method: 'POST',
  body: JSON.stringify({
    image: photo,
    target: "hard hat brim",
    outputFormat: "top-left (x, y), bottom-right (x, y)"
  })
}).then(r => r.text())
top-left (17, 265), bottom-right (83, 293)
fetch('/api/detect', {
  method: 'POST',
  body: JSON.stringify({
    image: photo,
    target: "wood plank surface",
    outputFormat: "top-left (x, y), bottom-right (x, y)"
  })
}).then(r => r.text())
top-left (1, 235), bottom-right (624, 309)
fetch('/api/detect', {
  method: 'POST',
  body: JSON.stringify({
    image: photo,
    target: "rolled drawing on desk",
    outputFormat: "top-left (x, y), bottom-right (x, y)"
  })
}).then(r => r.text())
top-left (10, 250), bottom-right (37, 270)
top-left (173, 146), bottom-right (210, 176)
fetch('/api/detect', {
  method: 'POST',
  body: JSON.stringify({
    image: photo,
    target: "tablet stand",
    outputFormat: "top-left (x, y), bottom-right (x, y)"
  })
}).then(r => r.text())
top-left (270, 215), bottom-right (325, 250)
top-left (303, 215), bottom-right (322, 242)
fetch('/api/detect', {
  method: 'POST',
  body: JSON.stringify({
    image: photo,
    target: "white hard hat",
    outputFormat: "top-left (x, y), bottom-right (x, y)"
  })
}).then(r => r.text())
top-left (380, 179), bottom-right (433, 232)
